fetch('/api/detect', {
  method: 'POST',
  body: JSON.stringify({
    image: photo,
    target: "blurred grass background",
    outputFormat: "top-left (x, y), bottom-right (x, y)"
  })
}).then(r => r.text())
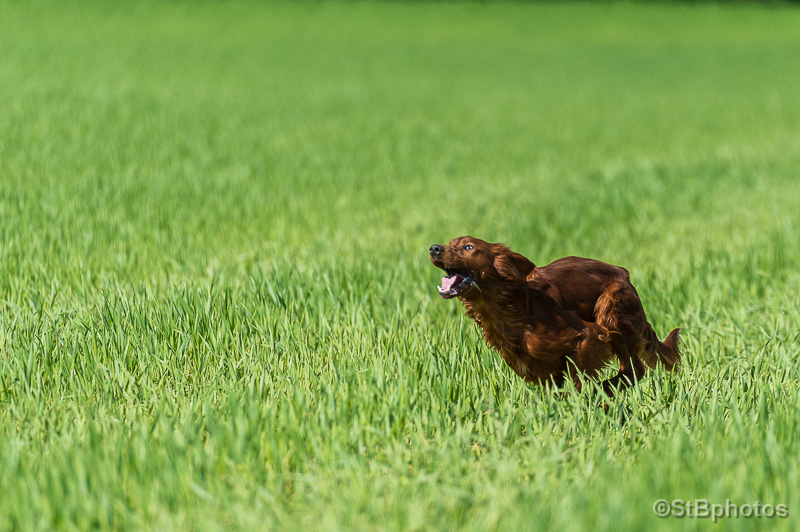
top-left (1, 1), bottom-right (800, 530)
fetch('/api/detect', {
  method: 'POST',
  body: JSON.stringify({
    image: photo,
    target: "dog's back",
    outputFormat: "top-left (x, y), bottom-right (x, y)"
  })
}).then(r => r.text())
top-left (529, 256), bottom-right (631, 321)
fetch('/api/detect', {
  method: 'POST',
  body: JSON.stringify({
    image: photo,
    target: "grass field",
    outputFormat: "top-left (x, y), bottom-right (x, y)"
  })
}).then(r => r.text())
top-left (2, 1), bottom-right (800, 530)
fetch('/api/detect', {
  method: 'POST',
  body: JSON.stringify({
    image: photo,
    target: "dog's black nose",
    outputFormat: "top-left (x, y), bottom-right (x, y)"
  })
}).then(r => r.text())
top-left (430, 244), bottom-right (444, 257)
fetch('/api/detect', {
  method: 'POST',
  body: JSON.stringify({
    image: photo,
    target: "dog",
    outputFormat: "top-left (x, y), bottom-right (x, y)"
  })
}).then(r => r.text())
top-left (429, 236), bottom-right (680, 395)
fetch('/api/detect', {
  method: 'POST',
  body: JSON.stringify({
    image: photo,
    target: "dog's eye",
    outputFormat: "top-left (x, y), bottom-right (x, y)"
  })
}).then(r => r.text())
top-left (464, 245), bottom-right (474, 251)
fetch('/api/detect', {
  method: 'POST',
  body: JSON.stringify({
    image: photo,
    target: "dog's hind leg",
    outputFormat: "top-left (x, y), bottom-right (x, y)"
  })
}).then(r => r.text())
top-left (601, 335), bottom-right (645, 396)
top-left (594, 279), bottom-right (646, 395)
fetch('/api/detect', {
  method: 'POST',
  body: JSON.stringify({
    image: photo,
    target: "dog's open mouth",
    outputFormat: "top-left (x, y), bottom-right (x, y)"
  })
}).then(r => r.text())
top-left (437, 268), bottom-right (475, 299)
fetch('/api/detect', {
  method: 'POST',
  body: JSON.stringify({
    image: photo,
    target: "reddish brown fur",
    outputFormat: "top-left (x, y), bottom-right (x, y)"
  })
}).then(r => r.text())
top-left (430, 236), bottom-right (680, 395)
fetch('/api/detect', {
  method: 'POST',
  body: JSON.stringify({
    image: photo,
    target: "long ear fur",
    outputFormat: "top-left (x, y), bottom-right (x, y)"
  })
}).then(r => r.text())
top-left (492, 245), bottom-right (535, 280)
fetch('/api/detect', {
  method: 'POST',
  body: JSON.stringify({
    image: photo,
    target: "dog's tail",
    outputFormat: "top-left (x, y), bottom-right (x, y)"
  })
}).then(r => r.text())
top-left (640, 326), bottom-right (681, 371)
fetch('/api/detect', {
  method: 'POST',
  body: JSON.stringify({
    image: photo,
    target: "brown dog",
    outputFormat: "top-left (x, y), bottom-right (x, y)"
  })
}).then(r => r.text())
top-left (429, 236), bottom-right (680, 395)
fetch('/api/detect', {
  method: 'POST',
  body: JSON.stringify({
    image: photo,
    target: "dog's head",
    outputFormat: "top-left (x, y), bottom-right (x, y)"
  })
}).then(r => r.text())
top-left (429, 236), bottom-right (535, 299)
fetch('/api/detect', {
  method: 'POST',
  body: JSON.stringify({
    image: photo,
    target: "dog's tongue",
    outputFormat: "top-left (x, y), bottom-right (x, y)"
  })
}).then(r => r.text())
top-left (441, 274), bottom-right (462, 291)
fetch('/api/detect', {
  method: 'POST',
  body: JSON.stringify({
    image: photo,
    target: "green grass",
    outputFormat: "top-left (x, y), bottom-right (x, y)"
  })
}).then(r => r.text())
top-left (2, 0), bottom-right (800, 530)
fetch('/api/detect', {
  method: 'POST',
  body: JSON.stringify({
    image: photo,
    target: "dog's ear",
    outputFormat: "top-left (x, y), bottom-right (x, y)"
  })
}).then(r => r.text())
top-left (492, 246), bottom-right (535, 280)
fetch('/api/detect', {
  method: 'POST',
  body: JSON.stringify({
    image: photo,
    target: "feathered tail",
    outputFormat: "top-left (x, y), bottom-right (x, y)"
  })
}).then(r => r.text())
top-left (640, 327), bottom-right (681, 371)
